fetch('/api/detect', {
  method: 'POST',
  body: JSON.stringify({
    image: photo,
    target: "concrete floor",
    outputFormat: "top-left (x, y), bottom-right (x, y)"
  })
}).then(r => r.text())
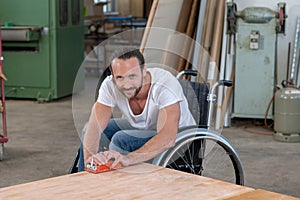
top-left (0, 73), bottom-right (299, 198)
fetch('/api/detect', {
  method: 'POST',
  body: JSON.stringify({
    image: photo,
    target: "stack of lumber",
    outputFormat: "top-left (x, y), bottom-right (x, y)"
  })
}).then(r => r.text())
top-left (140, 0), bottom-right (232, 129)
top-left (140, 0), bottom-right (226, 82)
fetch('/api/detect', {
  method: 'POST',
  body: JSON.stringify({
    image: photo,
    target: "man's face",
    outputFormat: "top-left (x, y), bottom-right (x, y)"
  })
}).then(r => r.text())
top-left (111, 57), bottom-right (145, 99)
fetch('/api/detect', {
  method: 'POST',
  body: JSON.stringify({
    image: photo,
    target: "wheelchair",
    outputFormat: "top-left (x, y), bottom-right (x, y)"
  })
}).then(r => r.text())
top-left (69, 68), bottom-right (245, 186)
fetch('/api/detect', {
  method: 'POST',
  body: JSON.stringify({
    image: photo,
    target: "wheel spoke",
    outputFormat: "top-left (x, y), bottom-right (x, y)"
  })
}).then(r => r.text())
top-left (161, 135), bottom-right (244, 185)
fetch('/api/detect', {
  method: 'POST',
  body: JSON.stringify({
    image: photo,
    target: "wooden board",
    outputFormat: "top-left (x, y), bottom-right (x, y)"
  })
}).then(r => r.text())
top-left (0, 163), bottom-right (253, 200)
top-left (130, 0), bottom-right (144, 17)
top-left (202, 0), bottom-right (218, 51)
top-left (84, 0), bottom-right (105, 17)
top-left (207, 0), bottom-right (225, 84)
top-left (141, 0), bottom-right (185, 67)
top-left (176, 0), bottom-right (194, 33)
top-left (161, 33), bottom-right (186, 72)
top-left (196, 0), bottom-right (218, 81)
top-left (177, 0), bottom-right (200, 72)
top-left (140, 0), bottom-right (159, 53)
top-left (117, 0), bottom-right (130, 16)
top-left (222, 189), bottom-right (300, 200)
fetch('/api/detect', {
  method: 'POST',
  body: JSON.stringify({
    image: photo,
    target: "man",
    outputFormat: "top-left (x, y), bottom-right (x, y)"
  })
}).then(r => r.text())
top-left (80, 48), bottom-right (196, 170)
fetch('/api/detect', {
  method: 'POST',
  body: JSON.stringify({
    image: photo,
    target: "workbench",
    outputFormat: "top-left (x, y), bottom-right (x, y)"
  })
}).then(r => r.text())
top-left (0, 163), bottom-right (298, 199)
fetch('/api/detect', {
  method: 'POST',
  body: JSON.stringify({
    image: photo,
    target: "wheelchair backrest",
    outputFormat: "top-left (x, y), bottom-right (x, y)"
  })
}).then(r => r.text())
top-left (178, 79), bottom-right (209, 127)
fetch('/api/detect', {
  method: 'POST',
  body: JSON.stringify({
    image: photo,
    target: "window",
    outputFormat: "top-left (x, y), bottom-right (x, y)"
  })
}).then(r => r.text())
top-left (72, 0), bottom-right (80, 25)
top-left (59, 0), bottom-right (68, 26)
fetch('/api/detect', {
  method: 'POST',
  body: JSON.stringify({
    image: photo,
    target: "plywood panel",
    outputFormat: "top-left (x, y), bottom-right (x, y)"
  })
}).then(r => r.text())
top-left (202, 0), bottom-right (218, 51)
top-left (178, 0), bottom-right (200, 71)
top-left (117, 0), bottom-right (130, 15)
top-left (176, 0), bottom-right (194, 33)
top-left (140, 0), bottom-right (159, 53)
top-left (130, 0), bottom-right (144, 17)
top-left (222, 189), bottom-right (300, 200)
top-left (84, 0), bottom-right (105, 16)
top-left (161, 33), bottom-right (186, 72)
top-left (197, 0), bottom-right (218, 81)
top-left (142, 0), bottom-right (185, 68)
top-left (207, 0), bottom-right (225, 84)
top-left (0, 163), bottom-right (253, 200)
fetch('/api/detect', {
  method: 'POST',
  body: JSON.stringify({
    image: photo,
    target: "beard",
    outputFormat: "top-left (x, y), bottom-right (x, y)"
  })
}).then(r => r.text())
top-left (114, 69), bottom-right (146, 99)
top-left (121, 85), bottom-right (142, 99)
top-left (120, 76), bottom-right (144, 99)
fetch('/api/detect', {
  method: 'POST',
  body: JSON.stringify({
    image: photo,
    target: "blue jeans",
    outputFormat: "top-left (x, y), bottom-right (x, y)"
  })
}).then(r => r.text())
top-left (78, 118), bottom-right (157, 172)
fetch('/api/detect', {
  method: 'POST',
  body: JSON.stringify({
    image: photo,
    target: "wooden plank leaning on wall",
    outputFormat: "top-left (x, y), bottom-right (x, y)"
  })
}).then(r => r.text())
top-left (206, 0), bottom-right (225, 85)
top-left (141, 0), bottom-right (225, 81)
top-left (140, 0), bottom-right (159, 53)
top-left (158, 0), bottom-right (201, 72)
top-left (177, 0), bottom-right (200, 72)
top-left (140, 0), bottom-right (185, 73)
top-left (196, 0), bottom-right (217, 82)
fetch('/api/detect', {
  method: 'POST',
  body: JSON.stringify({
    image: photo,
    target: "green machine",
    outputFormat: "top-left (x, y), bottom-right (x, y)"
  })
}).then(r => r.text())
top-left (0, 0), bottom-right (84, 101)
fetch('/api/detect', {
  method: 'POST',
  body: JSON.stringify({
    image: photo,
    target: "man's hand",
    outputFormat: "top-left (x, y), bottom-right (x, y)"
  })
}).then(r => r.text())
top-left (87, 150), bottom-right (130, 168)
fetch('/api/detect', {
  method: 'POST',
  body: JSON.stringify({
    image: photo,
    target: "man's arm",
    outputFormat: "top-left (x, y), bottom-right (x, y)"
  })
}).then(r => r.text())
top-left (126, 102), bottom-right (180, 163)
top-left (103, 102), bottom-right (180, 167)
top-left (83, 102), bottom-right (112, 164)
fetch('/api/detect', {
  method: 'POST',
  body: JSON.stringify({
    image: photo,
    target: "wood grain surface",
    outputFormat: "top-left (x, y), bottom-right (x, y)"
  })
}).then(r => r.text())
top-left (0, 163), bottom-right (253, 200)
top-left (222, 189), bottom-right (300, 200)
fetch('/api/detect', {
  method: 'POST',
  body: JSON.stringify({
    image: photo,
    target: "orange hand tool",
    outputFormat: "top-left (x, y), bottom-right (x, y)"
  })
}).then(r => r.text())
top-left (85, 160), bottom-right (122, 174)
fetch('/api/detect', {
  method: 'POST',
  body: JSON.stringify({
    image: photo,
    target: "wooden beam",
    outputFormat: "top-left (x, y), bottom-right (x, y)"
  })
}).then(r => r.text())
top-left (207, 0), bottom-right (225, 85)
top-left (176, 0), bottom-right (194, 33)
top-left (209, 0), bottom-right (225, 67)
top-left (161, 33), bottom-right (185, 72)
top-left (177, 0), bottom-right (200, 72)
top-left (202, 0), bottom-right (217, 51)
top-left (185, 30), bottom-right (197, 70)
top-left (141, 0), bottom-right (185, 66)
top-left (197, 0), bottom-right (217, 82)
top-left (140, 0), bottom-right (159, 53)
top-left (191, 0), bottom-right (208, 79)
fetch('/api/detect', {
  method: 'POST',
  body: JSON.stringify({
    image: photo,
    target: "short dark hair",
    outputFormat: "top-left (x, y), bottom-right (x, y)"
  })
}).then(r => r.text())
top-left (109, 48), bottom-right (145, 72)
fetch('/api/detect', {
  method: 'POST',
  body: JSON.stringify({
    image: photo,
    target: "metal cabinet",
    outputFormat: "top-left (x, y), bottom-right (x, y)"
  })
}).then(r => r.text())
top-left (0, 0), bottom-right (84, 100)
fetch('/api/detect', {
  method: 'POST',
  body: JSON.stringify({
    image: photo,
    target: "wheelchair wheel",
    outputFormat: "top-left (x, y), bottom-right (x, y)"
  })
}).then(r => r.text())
top-left (158, 130), bottom-right (244, 185)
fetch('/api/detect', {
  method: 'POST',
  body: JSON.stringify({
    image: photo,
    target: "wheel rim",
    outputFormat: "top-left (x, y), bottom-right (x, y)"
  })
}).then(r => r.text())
top-left (160, 136), bottom-right (244, 185)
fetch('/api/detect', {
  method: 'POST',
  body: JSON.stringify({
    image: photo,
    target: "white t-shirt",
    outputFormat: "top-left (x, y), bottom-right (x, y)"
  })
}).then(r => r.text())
top-left (97, 68), bottom-right (196, 130)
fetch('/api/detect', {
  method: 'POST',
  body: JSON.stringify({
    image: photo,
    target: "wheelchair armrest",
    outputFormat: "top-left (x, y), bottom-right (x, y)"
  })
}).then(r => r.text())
top-left (176, 69), bottom-right (198, 79)
top-left (219, 80), bottom-right (233, 87)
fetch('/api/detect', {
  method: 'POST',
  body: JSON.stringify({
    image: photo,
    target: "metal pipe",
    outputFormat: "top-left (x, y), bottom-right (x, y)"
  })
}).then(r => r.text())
top-left (290, 16), bottom-right (300, 85)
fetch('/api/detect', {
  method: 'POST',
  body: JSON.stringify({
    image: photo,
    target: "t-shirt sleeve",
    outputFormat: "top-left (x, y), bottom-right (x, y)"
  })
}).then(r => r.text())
top-left (155, 80), bottom-right (184, 110)
top-left (97, 76), bottom-right (116, 107)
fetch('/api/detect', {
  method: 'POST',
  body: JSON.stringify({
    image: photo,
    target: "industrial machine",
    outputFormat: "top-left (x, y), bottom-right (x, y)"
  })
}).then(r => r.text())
top-left (232, 3), bottom-right (286, 119)
top-left (0, 0), bottom-right (84, 101)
